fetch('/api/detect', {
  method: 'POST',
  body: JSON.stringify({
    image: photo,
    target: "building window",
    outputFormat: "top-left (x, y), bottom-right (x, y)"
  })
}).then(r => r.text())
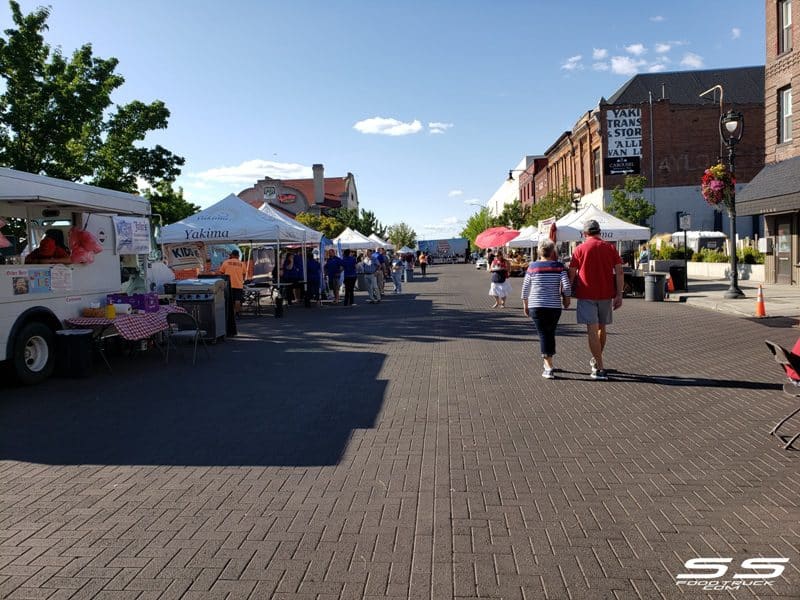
top-left (592, 148), bottom-right (601, 190)
top-left (779, 86), bottom-right (793, 143)
top-left (779, 0), bottom-right (793, 54)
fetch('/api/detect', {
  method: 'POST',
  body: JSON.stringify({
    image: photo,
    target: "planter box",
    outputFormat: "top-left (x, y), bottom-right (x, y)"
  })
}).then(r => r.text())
top-left (685, 261), bottom-right (764, 282)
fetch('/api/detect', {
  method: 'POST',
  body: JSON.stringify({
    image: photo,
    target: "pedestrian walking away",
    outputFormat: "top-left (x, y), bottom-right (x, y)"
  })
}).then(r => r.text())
top-left (489, 251), bottom-right (511, 308)
top-left (362, 253), bottom-right (380, 303)
top-left (218, 249), bottom-right (246, 317)
top-left (391, 254), bottom-right (404, 293)
top-left (521, 239), bottom-right (571, 379)
top-left (568, 219), bottom-right (624, 380)
top-left (419, 252), bottom-right (428, 277)
top-left (324, 248), bottom-right (344, 304)
top-left (341, 249), bottom-right (358, 306)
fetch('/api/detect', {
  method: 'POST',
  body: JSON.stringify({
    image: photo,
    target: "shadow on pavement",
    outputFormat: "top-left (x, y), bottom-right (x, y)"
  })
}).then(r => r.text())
top-left (0, 349), bottom-right (387, 467)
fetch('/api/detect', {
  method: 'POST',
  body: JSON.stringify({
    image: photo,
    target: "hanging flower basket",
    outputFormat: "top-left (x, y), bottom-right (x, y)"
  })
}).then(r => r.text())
top-left (700, 163), bottom-right (735, 208)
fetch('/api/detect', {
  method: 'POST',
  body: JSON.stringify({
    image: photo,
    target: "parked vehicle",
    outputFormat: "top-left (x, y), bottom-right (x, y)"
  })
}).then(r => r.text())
top-left (475, 257), bottom-right (488, 270)
top-left (0, 168), bottom-right (152, 384)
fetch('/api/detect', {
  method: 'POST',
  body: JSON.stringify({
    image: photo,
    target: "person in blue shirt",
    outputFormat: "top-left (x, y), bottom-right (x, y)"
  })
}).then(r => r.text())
top-left (324, 248), bottom-right (344, 303)
top-left (305, 250), bottom-right (321, 304)
top-left (371, 247), bottom-right (387, 296)
top-left (341, 249), bottom-right (358, 306)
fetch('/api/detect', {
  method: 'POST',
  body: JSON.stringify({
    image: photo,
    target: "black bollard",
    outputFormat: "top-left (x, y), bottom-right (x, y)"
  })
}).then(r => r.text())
top-left (274, 293), bottom-right (284, 318)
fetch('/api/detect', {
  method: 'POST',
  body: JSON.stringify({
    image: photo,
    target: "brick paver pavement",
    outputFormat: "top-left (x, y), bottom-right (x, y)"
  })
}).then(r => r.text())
top-left (1, 263), bottom-right (798, 599)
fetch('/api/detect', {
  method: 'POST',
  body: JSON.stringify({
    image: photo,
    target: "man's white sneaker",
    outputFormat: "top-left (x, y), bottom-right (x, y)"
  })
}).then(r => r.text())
top-left (542, 369), bottom-right (555, 380)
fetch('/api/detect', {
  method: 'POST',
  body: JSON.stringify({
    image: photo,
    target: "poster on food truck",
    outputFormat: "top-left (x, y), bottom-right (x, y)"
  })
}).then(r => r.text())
top-left (50, 265), bottom-right (73, 291)
top-left (164, 242), bottom-right (206, 270)
top-left (5, 268), bottom-right (51, 295)
top-left (113, 216), bottom-right (151, 255)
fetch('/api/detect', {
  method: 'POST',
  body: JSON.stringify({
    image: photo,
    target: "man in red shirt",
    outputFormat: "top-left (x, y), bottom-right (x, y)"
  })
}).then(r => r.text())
top-left (568, 219), bottom-right (624, 380)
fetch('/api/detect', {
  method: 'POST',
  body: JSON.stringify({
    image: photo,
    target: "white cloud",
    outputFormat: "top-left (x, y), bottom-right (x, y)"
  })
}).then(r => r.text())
top-left (625, 43), bottom-right (646, 56)
top-left (428, 121), bottom-right (454, 134)
top-left (353, 116), bottom-right (423, 136)
top-left (561, 55), bottom-right (583, 71)
top-left (611, 56), bottom-right (646, 75)
top-left (448, 190), bottom-right (463, 197)
top-left (655, 43), bottom-right (671, 53)
top-left (464, 198), bottom-right (484, 206)
top-left (593, 62), bottom-right (610, 71)
top-left (731, 27), bottom-right (741, 39)
top-left (190, 159), bottom-right (312, 185)
top-left (680, 52), bottom-right (704, 68)
top-left (650, 15), bottom-right (665, 22)
top-left (593, 48), bottom-right (608, 60)
top-left (648, 64), bottom-right (667, 73)
top-left (422, 217), bottom-right (463, 232)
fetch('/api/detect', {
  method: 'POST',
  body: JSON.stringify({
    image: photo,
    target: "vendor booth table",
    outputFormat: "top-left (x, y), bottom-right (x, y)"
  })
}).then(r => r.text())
top-left (65, 305), bottom-right (186, 370)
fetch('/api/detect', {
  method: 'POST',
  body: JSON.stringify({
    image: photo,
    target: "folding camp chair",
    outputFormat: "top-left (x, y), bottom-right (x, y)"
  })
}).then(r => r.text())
top-left (764, 340), bottom-right (800, 449)
top-left (165, 312), bottom-right (211, 366)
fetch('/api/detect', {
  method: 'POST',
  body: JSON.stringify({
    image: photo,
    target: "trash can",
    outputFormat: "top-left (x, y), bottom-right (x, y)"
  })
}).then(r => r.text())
top-left (405, 268), bottom-right (414, 283)
top-left (669, 265), bottom-right (687, 292)
top-left (644, 272), bottom-right (666, 302)
top-left (55, 329), bottom-right (93, 377)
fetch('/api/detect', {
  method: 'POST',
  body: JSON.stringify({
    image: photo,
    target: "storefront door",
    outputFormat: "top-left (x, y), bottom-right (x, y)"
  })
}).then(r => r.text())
top-left (776, 217), bottom-right (792, 285)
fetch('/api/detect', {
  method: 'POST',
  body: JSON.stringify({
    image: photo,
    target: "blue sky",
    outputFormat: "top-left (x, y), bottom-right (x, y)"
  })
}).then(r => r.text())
top-left (7, 0), bottom-right (765, 239)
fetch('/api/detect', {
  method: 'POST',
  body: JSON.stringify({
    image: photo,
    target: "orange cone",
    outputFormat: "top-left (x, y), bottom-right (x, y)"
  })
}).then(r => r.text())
top-left (755, 284), bottom-right (767, 318)
top-left (667, 275), bottom-right (675, 293)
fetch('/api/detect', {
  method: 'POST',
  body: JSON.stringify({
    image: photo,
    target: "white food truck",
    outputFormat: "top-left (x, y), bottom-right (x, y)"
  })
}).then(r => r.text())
top-left (0, 168), bottom-right (152, 384)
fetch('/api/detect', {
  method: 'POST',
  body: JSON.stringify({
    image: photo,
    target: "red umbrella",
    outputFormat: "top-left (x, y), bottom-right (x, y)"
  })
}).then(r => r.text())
top-left (475, 227), bottom-right (520, 249)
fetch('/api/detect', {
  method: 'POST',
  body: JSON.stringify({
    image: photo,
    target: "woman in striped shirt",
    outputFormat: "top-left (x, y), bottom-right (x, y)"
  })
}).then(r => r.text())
top-left (521, 238), bottom-right (572, 379)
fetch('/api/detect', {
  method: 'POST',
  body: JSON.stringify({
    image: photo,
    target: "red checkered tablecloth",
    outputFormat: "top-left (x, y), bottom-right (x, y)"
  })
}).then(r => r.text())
top-left (66, 305), bottom-right (186, 341)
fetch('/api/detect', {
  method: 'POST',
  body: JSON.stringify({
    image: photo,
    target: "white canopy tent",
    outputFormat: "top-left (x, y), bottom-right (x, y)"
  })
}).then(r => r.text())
top-left (397, 245), bottom-right (415, 254)
top-left (554, 205), bottom-right (650, 242)
top-left (158, 194), bottom-right (318, 288)
top-left (332, 227), bottom-right (375, 250)
top-left (159, 194), bottom-right (312, 244)
top-left (368, 233), bottom-right (393, 249)
top-left (507, 225), bottom-right (541, 248)
top-left (258, 202), bottom-right (322, 243)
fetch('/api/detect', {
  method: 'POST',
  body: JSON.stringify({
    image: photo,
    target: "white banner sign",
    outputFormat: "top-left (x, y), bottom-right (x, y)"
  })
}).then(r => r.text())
top-left (113, 217), bottom-right (151, 255)
top-left (606, 108), bottom-right (642, 157)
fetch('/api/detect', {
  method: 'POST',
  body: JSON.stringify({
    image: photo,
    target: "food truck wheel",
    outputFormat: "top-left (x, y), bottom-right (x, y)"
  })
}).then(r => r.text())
top-left (13, 322), bottom-right (55, 385)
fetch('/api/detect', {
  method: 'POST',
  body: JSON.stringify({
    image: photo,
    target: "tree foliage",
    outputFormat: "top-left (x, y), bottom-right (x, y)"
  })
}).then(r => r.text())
top-left (495, 199), bottom-right (527, 229)
top-left (142, 182), bottom-right (199, 225)
top-left (296, 212), bottom-right (346, 240)
top-left (460, 207), bottom-right (494, 246)
top-left (607, 175), bottom-right (655, 227)
top-left (0, 1), bottom-right (184, 191)
top-left (386, 222), bottom-right (416, 248)
top-left (328, 207), bottom-right (386, 238)
top-left (524, 179), bottom-right (575, 226)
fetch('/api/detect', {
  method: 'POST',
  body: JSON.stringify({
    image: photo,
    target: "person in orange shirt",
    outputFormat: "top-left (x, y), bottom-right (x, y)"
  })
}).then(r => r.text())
top-left (219, 249), bottom-right (246, 317)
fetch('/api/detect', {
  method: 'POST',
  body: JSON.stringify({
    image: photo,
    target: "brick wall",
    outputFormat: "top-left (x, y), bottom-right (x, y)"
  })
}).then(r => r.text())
top-left (765, 0), bottom-right (800, 162)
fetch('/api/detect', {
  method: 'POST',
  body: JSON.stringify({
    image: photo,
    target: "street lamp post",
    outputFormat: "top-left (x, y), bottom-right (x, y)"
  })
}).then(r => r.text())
top-left (719, 110), bottom-right (745, 299)
top-left (572, 188), bottom-right (582, 212)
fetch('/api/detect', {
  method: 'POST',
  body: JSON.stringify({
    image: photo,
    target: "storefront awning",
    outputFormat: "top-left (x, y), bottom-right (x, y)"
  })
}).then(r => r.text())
top-left (737, 156), bottom-right (800, 216)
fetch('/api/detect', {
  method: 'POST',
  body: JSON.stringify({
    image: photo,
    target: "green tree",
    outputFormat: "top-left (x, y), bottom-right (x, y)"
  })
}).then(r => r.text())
top-left (328, 207), bottom-right (359, 231)
top-left (356, 209), bottom-right (386, 238)
top-left (607, 175), bottom-right (655, 227)
top-left (142, 182), bottom-right (199, 225)
top-left (460, 207), bottom-right (494, 246)
top-left (496, 199), bottom-right (527, 229)
top-left (296, 211), bottom-right (346, 239)
top-left (525, 179), bottom-right (574, 226)
top-left (0, 1), bottom-right (184, 191)
top-left (386, 222), bottom-right (416, 248)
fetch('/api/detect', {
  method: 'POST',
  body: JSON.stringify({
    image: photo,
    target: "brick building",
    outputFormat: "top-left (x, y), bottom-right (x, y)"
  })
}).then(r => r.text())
top-left (237, 164), bottom-right (358, 217)
top-left (739, 0), bottom-right (800, 285)
top-left (525, 67), bottom-right (764, 236)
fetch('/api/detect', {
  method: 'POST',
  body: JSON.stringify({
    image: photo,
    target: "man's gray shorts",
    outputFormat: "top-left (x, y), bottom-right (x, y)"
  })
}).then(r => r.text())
top-left (576, 298), bottom-right (613, 325)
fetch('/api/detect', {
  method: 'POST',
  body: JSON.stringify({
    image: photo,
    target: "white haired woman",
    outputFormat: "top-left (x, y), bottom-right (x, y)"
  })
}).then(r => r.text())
top-left (521, 239), bottom-right (571, 379)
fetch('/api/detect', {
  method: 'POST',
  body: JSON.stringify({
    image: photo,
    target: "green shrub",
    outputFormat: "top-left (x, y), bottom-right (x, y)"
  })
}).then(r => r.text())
top-left (738, 246), bottom-right (764, 264)
top-left (691, 248), bottom-right (728, 263)
top-left (655, 245), bottom-right (692, 260)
